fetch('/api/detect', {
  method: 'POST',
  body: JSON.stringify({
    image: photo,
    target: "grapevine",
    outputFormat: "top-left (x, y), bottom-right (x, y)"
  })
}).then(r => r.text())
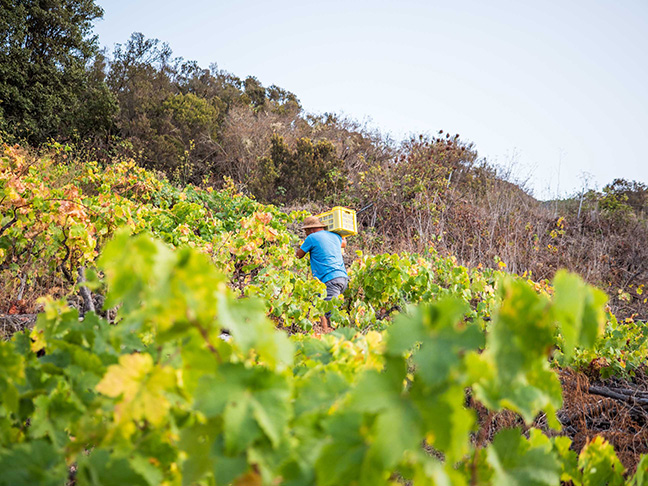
top-left (3, 145), bottom-right (648, 484)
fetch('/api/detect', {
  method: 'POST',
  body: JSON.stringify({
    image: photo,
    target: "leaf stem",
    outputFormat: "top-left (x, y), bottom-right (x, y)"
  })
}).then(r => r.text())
top-left (196, 323), bottom-right (223, 364)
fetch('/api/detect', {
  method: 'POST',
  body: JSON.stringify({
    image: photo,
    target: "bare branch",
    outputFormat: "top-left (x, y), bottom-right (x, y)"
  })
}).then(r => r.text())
top-left (0, 208), bottom-right (18, 238)
top-left (59, 228), bottom-right (74, 284)
top-left (77, 266), bottom-right (95, 316)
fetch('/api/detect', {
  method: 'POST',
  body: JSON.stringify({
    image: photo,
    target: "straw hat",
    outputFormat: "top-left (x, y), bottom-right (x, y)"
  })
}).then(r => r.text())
top-left (301, 216), bottom-right (326, 230)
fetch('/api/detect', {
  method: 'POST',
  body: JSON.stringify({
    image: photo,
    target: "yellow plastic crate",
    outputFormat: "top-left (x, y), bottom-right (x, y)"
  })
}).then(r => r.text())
top-left (316, 206), bottom-right (357, 237)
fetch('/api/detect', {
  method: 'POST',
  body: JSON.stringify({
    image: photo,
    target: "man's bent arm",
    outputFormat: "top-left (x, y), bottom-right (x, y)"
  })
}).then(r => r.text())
top-left (341, 238), bottom-right (347, 249)
top-left (296, 248), bottom-right (306, 259)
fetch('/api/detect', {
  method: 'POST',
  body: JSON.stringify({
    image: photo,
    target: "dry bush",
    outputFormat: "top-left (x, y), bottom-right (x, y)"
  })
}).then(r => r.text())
top-left (216, 105), bottom-right (297, 185)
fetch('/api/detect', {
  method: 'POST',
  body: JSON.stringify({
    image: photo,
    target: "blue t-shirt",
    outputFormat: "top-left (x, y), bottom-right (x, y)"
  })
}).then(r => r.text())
top-left (300, 231), bottom-right (348, 283)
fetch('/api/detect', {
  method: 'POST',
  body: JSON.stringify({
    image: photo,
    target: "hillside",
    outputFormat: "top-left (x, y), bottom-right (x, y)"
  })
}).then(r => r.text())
top-left (0, 145), bottom-right (501, 329)
top-left (3, 146), bottom-right (648, 485)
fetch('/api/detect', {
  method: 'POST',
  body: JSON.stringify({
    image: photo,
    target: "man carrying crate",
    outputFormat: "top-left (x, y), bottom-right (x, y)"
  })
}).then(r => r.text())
top-left (296, 215), bottom-right (348, 332)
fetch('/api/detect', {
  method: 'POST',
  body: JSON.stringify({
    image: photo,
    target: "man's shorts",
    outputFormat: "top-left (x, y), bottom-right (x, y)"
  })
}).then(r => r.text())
top-left (324, 277), bottom-right (349, 318)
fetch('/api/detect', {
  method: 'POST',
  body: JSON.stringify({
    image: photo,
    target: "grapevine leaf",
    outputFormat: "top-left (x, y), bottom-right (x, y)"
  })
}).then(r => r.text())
top-left (350, 358), bottom-right (407, 413)
top-left (251, 387), bottom-right (290, 447)
top-left (166, 247), bottom-right (226, 333)
top-left (95, 353), bottom-right (175, 437)
top-left (413, 382), bottom-right (476, 463)
top-left (296, 337), bottom-right (333, 365)
top-left (29, 382), bottom-right (85, 449)
top-left (293, 368), bottom-right (350, 416)
top-left (405, 450), bottom-right (469, 486)
top-left (212, 442), bottom-right (255, 486)
top-left (350, 357), bottom-right (423, 484)
top-left (486, 428), bottom-right (560, 486)
top-left (99, 230), bottom-right (175, 313)
top-left (630, 454), bottom-right (648, 486)
top-left (387, 299), bottom-right (483, 386)
top-left (0, 440), bottom-right (67, 486)
top-left (360, 407), bottom-right (420, 486)
top-left (29, 300), bottom-right (80, 353)
top-left (218, 295), bottom-right (294, 369)
top-left (178, 419), bottom-right (224, 486)
top-left (551, 436), bottom-right (581, 485)
top-left (129, 454), bottom-right (165, 486)
top-left (471, 278), bottom-right (562, 425)
top-left (224, 396), bottom-right (259, 455)
top-left (77, 449), bottom-right (148, 486)
top-left (0, 340), bottom-right (24, 414)
top-left (384, 301), bottom-right (481, 464)
top-left (552, 270), bottom-right (607, 359)
top-left (579, 436), bottom-right (625, 486)
top-left (0, 417), bottom-right (19, 446)
top-left (315, 412), bottom-right (368, 486)
top-left (180, 333), bottom-right (231, 396)
top-left (194, 363), bottom-right (291, 449)
top-left (279, 458), bottom-right (316, 486)
top-left (100, 232), bottom-right (227, 342)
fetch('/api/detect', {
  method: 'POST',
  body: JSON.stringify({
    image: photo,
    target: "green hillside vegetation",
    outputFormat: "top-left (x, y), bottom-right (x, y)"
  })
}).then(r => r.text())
top-left (3, 146), bottom-right (648, 485)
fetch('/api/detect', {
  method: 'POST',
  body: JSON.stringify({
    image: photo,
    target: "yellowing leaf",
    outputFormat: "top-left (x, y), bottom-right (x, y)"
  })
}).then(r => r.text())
top-left (579, 436), bottom-right (625, 485)
top-left (30, 329), bottom-right (46, 353)
top-left (96, 353), bottom-right (175, 435)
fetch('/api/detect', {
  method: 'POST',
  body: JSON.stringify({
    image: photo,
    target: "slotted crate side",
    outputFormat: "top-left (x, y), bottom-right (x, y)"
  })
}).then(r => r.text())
top-left (342, 212), bottom-right (354, 227)
top-left (319, 214), bottom-right (334, 226)
top-left (316, 206), bottom-right (357, 236)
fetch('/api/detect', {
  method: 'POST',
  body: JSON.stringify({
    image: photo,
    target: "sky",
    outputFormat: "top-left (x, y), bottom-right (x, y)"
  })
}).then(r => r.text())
top-left (94, 0), bottom-right (648, 200)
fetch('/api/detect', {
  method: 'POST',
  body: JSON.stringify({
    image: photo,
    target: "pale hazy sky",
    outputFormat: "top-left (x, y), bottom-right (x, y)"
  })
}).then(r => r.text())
top-left (95, 0), bottom-right (648, 200)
